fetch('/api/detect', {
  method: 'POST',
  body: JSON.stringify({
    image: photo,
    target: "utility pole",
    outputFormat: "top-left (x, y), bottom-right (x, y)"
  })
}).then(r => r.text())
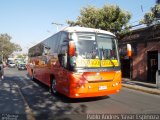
top-left (51, 22), bottom-right (63, 31)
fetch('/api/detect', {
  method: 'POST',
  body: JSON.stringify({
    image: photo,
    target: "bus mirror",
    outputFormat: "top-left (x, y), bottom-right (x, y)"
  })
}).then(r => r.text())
top-left (69, 41), bottom-right (75, 57)
top-left (127, 44), bottom-right (132, 57)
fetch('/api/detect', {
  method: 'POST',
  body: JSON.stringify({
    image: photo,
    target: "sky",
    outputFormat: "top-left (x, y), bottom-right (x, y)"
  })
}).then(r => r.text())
top-left (0, 0), bottom-right (156, 53)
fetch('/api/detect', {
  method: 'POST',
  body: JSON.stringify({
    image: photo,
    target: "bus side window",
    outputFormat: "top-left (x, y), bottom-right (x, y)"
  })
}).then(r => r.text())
top-left (58, 32), bottom-right (69, 68)
top-left (59, 44), bottom-right (68, 68)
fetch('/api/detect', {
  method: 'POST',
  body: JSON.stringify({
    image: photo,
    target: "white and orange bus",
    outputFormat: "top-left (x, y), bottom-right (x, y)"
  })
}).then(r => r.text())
top-left (27, 26), bottom-right (122, 98)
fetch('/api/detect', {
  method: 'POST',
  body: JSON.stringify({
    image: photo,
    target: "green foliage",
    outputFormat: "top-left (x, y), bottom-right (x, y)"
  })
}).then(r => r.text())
top-left (67, 4), bottom-right (131, 34)
top-left (17, 54), bottom-right (27, 59)
top-left (141, 3), bottom-right (160, 26)
top-left (17, 54), bottom-right (24, 58)
top-left (156, 0), bottom-right (160, 4)
top-left (0, 34), bottom-right (22, 60)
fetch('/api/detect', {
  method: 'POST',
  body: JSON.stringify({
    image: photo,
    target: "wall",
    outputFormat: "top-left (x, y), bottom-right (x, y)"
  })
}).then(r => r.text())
top-left (132, 41), bottom-right (160, 81)
top-left (119, 24), bottom-right (160, 82)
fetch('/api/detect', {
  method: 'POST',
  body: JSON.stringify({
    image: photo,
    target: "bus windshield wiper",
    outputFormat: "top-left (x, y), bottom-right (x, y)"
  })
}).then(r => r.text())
top-left (101, 47), bottom-right (115, 68)
top-left (107, 57), bottom-right (115, 68)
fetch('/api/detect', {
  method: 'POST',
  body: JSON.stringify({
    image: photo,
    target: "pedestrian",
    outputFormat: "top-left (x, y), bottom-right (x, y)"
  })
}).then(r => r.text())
top-left (0, 60), bottom-right (4, 80)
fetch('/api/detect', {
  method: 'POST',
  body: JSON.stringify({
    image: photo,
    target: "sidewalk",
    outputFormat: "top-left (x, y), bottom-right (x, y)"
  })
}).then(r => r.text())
top-left (122, 78), bottom-right (160, 95)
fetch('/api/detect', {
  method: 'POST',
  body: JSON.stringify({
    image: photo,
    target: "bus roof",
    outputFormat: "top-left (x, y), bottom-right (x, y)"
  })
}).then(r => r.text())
top-left (28, 26), bottom-right (116, 50)
top-left (62, 26), bottom-right (115, 37)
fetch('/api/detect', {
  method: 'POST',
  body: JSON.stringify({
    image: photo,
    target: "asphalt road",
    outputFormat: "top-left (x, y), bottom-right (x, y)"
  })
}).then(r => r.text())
top-left (0, 68), bottom-right (160, 120)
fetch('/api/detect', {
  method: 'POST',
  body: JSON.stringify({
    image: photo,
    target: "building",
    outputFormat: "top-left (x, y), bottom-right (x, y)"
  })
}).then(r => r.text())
top-left (119, 24), bottom-right (160, 83)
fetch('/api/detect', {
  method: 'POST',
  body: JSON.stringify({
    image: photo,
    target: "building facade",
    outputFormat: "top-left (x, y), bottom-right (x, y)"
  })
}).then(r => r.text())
top-left (119, 24), bottom-right (160, 83)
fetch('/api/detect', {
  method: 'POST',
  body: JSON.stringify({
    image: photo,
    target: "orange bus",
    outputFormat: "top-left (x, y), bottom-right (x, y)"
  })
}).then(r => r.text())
top-left (27, 27), bottom-right (122, 98)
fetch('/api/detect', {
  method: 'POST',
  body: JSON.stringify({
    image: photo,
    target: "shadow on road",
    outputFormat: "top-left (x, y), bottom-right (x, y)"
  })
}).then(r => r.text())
top-left (0, 70), bottom-right (109, 120)
top-left (0, 77), bottom-right (27, 120)
top-left (55, 93), bottom-right (110, 103)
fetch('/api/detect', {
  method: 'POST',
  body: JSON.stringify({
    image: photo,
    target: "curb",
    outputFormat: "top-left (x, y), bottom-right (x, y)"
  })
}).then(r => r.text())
top-left (122, 84), bottom-right (160, 95)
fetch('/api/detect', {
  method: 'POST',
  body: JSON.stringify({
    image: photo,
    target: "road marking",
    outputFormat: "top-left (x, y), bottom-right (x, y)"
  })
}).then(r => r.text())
top-left (15, 83), bottom-right (36, 120)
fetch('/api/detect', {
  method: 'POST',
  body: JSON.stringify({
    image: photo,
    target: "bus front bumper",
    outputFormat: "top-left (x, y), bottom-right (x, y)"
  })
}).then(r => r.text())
top-left (68, 83), bottom-right (121, 98)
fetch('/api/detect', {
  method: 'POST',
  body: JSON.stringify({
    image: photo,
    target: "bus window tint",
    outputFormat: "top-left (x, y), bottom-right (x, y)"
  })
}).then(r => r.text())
top-left (97, 34), bottom-right (118, 60)
top-left (74, 33), bottom-right (118, 60)
top-left (75, 33), bottom-right (99, 59)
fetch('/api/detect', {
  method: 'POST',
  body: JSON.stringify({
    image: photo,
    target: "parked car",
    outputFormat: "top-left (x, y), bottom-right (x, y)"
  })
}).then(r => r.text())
top-left (18, 63), bottom-right (27, 70)
top-left (8, 62), bottom-right (16, 68)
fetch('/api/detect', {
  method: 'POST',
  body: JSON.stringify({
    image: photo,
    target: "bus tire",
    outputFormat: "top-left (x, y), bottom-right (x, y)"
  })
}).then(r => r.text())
top-left (51, 77), bottom-right (57, 94)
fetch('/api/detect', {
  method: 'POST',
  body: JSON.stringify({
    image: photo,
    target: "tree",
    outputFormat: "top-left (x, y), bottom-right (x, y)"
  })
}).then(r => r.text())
top-left (0, 34), bottom-right (22, 60)
top-left (17, 54), bottom-right (27, 59)
top-left (141, 1), bottom-right (160, 26)
top-left (156, 0), bottom-right (160, 4)
top-left (67, 4), bottom-right (131, 35)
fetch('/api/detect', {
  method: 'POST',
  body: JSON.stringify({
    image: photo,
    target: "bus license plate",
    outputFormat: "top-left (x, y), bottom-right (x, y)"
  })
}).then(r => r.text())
top-left (99, 86), bottom-right (107, 90)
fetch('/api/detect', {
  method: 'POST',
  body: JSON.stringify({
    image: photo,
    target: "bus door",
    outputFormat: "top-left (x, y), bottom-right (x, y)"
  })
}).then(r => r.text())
top-left (57, 41), bottom-right (70, 94)
top-left (34, 59), bottom-right (42, 81)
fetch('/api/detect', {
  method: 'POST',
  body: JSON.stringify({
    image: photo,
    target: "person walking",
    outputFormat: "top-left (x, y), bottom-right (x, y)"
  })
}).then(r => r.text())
top-left (0, 60), bottom-right (4, 80)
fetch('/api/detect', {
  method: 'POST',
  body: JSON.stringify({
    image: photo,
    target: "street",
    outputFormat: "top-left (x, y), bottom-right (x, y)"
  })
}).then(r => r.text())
top-left (0, 68), bottom-right (160, 120)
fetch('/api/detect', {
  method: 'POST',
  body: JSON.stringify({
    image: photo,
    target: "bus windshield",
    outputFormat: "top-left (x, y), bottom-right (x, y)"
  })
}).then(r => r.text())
top-left (71, 32), bottom-right (120, 68)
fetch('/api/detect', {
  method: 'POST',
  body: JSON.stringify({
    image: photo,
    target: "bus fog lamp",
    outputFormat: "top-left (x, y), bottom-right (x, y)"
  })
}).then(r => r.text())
top-left (75, 93), bottom-right (79, 96)
top-left (81, 85), bottom-right (85, 88)
top-left (115, 82), bottom-right (118, 86)
top-left (88, 86), bottom-right (91, 89)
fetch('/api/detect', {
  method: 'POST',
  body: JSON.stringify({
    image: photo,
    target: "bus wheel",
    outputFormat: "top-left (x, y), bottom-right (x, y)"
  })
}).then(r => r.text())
top-left (51, 78), bottom-right (57, 94)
